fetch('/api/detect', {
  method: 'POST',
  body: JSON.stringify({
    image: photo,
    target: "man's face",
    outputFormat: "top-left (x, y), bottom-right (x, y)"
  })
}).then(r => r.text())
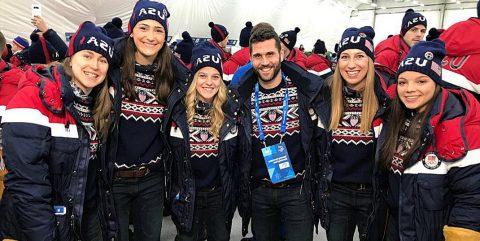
top-left (403, 25), bottom-right (427, 47)
top-left (250, 38), bottom-right (283, 82)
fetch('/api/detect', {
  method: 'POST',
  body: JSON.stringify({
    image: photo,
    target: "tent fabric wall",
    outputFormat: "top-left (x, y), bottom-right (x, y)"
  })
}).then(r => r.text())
top-left (0, 0), bottom-right (353, 53)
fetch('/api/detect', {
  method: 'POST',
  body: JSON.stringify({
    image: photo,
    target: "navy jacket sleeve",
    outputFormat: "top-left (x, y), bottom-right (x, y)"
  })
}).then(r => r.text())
top-left (447, 162), bottom-right (480, 232)
top-left (43, 29), bottom-right (68, 60)
top-left (2, 88), bottom-right (55, 241)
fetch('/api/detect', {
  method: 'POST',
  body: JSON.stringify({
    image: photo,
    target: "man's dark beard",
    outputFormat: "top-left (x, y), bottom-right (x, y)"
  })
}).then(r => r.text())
top-left (253, 62), bottom-right (281, 82)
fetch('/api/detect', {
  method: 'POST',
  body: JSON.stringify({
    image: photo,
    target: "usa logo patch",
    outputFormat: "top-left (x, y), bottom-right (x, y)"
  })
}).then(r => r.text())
top-left (422, 152), bottom-right (441, 170)
top-left (425, 51), bottom-right (434, 60)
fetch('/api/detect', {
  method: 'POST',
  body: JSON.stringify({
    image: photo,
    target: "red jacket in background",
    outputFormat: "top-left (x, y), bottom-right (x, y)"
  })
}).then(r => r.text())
top-left (0, 59), bottom-right (25, 118)
top-left (286, 48), bottom-right (307, 70)
top-left (208, 39), bottom-right (232, 63)
top-left (440, 17), bottom-right (480, 93)
top-left (306, 54), bottom-right (332, 77)
top-left (374, 34), bottom-right (410, 74)
top-left (223, 47), bottom-right (250, 82)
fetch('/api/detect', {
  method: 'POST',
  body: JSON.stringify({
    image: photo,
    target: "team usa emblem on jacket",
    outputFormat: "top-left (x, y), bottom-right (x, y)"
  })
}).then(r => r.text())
top-left (422, 152), bottom-right (441, 170)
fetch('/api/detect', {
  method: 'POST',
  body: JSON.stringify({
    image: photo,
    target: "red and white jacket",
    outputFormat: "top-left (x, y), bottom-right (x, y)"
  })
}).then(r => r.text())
top-left (286, 48), bottom-right (307, 70)
top-left (440, 17), bottom-right (480, 94)
top-left (374, 34), bottom-right (410, 75)
top-left (306, 54), bottom-right (332, 77)
top-left (223, 47), bottom-right (250, 82)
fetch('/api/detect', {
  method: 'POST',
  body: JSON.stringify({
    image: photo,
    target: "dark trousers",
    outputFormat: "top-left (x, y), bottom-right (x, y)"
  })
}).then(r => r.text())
top-left (326, 182), bottom-right (373, 241)
top-left (82, 207), bottom-right (103, 241)
top-left (251, 185), bottom-right (313, 241)
top-left (384, 211), bottom-right (400, 241)
top-left (113, 171), bottom-right (165, 241)
top-left (177, 187), bottom-right (229, 241)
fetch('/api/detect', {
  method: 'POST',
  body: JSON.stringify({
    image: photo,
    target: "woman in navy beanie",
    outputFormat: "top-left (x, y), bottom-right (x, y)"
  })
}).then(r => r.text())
top-left (379, 39), bottom-right (480, 241)
top-left (167, 41), bottom-right (238, 241)
top-left (1, 21), bottom-right (117, 241)
top-left (315, 26), bottom-right (394, 241)
top-left (107, 1), bottom-right (190, 240)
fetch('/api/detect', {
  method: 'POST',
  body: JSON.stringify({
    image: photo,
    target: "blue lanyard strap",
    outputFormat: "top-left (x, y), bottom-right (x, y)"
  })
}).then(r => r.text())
top-left (254, 76), bottom-right (289, 147)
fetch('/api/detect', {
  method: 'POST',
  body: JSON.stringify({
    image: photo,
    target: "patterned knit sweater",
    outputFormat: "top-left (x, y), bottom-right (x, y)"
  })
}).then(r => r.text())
top-left (70, 81), bottom-right (98, 207)
top-left (331, 87), bottom-right (375, 184)
top-left (250, 78), bottom-right (305, 182)
top-left (189, 101), bottom-right (220, 189)
top-left (116, 63), bottom-right (166, 170)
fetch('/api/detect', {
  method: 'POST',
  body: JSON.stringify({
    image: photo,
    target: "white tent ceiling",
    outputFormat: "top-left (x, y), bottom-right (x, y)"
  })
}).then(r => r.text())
top-left (0, 0), bottom-right (477, 53)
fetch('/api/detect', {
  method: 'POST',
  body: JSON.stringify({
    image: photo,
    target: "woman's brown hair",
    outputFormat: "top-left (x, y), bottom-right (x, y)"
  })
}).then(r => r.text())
top-left (121, 37), bottom-right (174, 104)
top-left (62, 58), bottom-right (112, 141)
top-left (380, 85), bottom-right (441, 168)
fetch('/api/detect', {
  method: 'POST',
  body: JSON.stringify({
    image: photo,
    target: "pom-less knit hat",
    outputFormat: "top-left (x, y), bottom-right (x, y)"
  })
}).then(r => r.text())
top-left (68, 21), bottom-right (115, 64)
top-left (191, 41), bottom-right (223, 76)
top-left (279, 27), bottom-right (300, 50)
top-left (337, 26), bottom-right (375, 60)
top-left (397, 39), bottom-right (445, 85)
top-left (13, 36), bottom-right (29, 50)
top-left (128, 0), bottom-right (170, 36)
top-left (401, 9), bottom-right (427, 36)
top-left (209, 22), bottom-right (229, 43)
top-left (239, 21), bottom-right (253, 47)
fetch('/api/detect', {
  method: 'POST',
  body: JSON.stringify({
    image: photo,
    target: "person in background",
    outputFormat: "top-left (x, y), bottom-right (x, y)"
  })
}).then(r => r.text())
top-left (223, 21), bottom-right (253, 82)
top-left (375, 9), bottom-right (427, 76)
top-left (379, 39), bottom-right (480, 241)
top-left (439, 1), bottom-right (480, 97)
top-left (174, 31), bottom-right (194, 69)
top-left (11, 37), bottom-right (29, 54)
top-left (103, 17), bottom-right (126, 39)
top-left (208, 22), bottom-right (231, 62)
top-left (426, 28), bottom-right (444, 41)
top-left (279, 27), bottom-right (307, 69)
top-left (306, 39), bottom-right (332, 78)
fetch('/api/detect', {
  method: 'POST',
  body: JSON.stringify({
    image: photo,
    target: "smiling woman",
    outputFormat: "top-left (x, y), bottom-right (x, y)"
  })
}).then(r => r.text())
top-left (106, 1), bottom-right (191, 241)
top-left (0, 21), bottom-right (115, 241)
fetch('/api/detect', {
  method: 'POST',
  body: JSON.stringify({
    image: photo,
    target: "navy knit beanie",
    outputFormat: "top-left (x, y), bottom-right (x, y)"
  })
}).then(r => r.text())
top-left (112, 17), bottom-right (123, 29)
top-left (13, 36), bottom-right (29, 50)
top-left (68, 21), bottom-right (114, 64)
top-left (239, 21), bottom-right (253, 47)
top-left (191, 41), bottom-right (223, 76)
top-left (279, 27), bottom-right (300, 50)
top-left (401, 9), bottom-right (427, 36)
top-left (27, 31), bottom-right (59, 64)
top-left (313, 39), bottom-right (327, 55)
top-left (209, 22), bottom-right (229, 43)
top-left (337, 26), bottom-right (375, 60)
top-left (174, 31), bottom-right (194, 64)
top-left (397, 39), bottom-right (445, 85)
top-left (128, 0), bottom-right (170, 35)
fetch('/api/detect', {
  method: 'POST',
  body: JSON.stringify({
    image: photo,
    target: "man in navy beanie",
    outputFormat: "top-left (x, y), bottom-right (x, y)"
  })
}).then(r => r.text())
top-left (375, 9), bottom-right (427, 75)
top-left (223, 21), bottom-right (253, 82)
top-left (279, 27), bottom-right (307, 69)
top-left (208, 22), bottom-right (231, 62)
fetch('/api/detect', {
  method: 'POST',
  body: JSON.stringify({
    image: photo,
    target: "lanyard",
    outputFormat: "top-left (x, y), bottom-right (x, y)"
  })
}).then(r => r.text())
top-left (254, 76), bottom-right (289, 147)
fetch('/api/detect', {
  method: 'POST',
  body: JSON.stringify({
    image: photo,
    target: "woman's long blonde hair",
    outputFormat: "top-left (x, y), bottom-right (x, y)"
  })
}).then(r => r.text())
top-left (185, 72), bottom-right (228, 140)
top-left (328, 58), bottom-right (378, 133)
